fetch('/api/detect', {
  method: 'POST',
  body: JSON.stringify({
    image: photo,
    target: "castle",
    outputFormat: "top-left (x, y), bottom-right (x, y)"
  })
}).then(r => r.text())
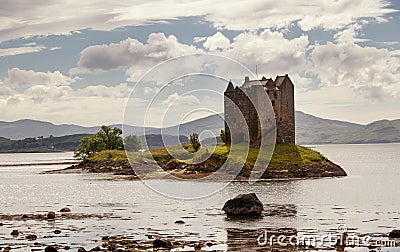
top-left (224, 74), bottom-right (295, 146)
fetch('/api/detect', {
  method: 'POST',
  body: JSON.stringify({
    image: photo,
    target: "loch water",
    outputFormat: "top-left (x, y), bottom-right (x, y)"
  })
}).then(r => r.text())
top-left (0, 144), bottom-right (399, 250)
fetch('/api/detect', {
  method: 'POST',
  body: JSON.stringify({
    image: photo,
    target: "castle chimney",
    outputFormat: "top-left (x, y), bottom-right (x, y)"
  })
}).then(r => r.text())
top-left (245, 76), bottom-right (250, 83)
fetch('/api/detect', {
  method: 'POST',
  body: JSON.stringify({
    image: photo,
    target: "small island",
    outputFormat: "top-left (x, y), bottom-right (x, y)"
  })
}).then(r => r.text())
top-left (48, 143), bottom-right (346, 180)
top-left (47, 75), bottom-right (347, 180)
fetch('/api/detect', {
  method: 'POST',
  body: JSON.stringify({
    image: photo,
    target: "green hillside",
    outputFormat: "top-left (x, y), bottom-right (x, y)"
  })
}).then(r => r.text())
top-left (0, 134), bottom-right (90, 153)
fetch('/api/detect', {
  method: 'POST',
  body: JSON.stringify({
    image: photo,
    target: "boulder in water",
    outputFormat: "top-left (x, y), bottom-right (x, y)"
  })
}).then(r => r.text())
top-left (47, 211), bottom-right (56, 219)
top-left (389, 229), bottom-right (400, 238)
top-left (60, 207), bottom-right (71, 212)
top-left (45, 246), bottom-right (58, 252)
top-left (153, 239), bottom-right (172, 248)
top-left (222, 193), bottom-right (263, 217)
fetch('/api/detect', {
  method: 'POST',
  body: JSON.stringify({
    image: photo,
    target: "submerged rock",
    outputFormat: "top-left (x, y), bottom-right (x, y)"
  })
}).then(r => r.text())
top-left (47, 211), bottom-right (56, 219)
top-left (389, 229), bottom-right (400, 238)
top-left (60, 207), bottom-right (71, 212)
top-left (153, 239), bottom-right (172, 248)
top-left (44, 246), bottom-right (58, 252)
top-left (26, 234), bottom-right (37, 240)
top-left (175, 220), bottom-right (185, 224)
top-left (222, 193), bottom-right (263, 217)
top-left (10, 229), bottom-right (19, 236)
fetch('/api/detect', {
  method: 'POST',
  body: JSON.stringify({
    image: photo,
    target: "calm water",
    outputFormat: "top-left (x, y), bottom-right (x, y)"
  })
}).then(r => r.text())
top-left (0, 144), bottom-right (399, 250)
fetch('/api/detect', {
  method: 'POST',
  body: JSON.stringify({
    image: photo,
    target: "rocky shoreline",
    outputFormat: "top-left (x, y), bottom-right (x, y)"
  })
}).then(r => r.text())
top-left (44, 160), bottom-right (138, 176)
top-left (1, 207), bottom-right (399, 251)
top-left (44, 157), bottom-right (347, 181)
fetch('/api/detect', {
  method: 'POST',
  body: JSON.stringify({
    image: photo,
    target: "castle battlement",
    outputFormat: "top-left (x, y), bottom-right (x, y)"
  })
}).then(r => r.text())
top-left (224, 75), bottom-right (295, 146)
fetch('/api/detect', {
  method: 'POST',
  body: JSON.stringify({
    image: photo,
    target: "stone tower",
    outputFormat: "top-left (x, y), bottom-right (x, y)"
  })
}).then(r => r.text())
top-left (224, 75), bottom-right (295, 146)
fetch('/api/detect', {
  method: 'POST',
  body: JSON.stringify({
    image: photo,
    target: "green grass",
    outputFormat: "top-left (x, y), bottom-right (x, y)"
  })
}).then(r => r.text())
top-left (87, 150), bottom-right (128, 162)
top-left (268, 143), bottom-right (325, 169)
top-left (86, 143), bottom-right (326, 170)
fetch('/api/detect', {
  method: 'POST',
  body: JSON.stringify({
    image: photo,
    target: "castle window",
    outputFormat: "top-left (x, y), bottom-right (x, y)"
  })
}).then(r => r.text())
top-left (280, 117), bottom-right (283, 122)
top-left (271, 100), bottom-right (275, 106)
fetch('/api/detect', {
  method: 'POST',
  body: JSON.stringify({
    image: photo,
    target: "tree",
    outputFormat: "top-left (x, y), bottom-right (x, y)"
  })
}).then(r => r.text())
top-left (220, 129), bottom-right (226, 145)
top-left (190, 133), bottom-right (201, 152)
top-left (124, 135), bottom-right (142, 152)
top-left (74, 135), bottom-right (106, 159)
top-left (97, 125), bottom-right (123, 150)
top-left (74, 125), bottom-right (124, 160)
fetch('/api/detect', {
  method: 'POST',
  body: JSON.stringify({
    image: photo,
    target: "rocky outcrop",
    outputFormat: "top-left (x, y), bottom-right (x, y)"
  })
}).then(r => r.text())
top-left (260, 160), bottom-right (347, 179)
top-left (389, 229), bottom-right (400, 238)
top-left (26, 234), bottom-right (37, 240)
top-left (44, 246), bottom-right (58, 252)
top-left (222, 193), bottom-right (263, 217)
top-left (47, 211), bottom-right (56, 219)
top-left (164, 158), bottom-right (347, 180)
top-left (43, 160), bottom-right (145, 176)
top-left (59, 207), bottom-right (71, 213)
top-left (153, 239), bottom-right (172, 249)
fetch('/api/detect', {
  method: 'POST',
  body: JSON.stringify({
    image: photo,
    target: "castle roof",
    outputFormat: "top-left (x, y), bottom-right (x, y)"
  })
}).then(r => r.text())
top-left (241, 79), bottom-right (268, 88)
top-left (274, 74), bottom-right (288, 87)
top-left (240, 74), bottom-right (290, 90)
top-left (225, 80), bottom-right (235, 92)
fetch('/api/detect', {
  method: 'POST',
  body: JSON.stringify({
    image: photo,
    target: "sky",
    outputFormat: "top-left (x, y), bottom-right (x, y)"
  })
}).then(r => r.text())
top-left (0, 0), bottom-right (399, 127)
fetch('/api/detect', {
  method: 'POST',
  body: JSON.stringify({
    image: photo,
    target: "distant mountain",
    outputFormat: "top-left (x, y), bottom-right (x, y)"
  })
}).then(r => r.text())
top-left (145, 114), bottom-right (224, 136)
top-left (1, 112), bottom-right (400, 145)
top-left (0, 119), bottom-right (98, 140)
top-left (0, 120), bottom-right (156, 140)
top-left (295, 111), bottom-right (400, 144)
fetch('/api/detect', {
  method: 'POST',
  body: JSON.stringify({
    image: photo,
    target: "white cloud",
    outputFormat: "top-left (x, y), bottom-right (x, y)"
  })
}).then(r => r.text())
top-left (49, 46), bottom-right (62, 51)
top-left (311, 41), bottom-right (400, 100)
top-left (333, 23), bottom-right (369, 44)
top-left (18, 83), bottom-right (133, 103)
top-left (0, 44), bottom-right (45, 57)
top-left (1, 68), bottom-right (135, 104)
top-left (4, 68), bottom-right (77, 87)
top-left (70, 33), bottom-right (200, 80)
top-left (75, 83), bottom-right (132, 98)
top-left (72, 29), bottom-right (309, 84)
top-left (203, 32), bottom-right (231, 51)
top-left (161, 92), bottom-right (200, 107)
top-left (24, 85), bottom-right (73, 103)
top-left (0, 85), bottom-right (15, 96)
top-left (144, 86), bottom-right (159, 95)
top-left (220, 29), bottom-right (310, 75)
top-left (6, 95), bottom-right (22, 105)
top-left (0, 0), bottom-right (395, 42)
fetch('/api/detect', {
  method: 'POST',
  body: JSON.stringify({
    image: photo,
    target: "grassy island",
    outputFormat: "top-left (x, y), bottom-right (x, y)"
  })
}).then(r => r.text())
top-left (52, 143), bottom-right (347, 180)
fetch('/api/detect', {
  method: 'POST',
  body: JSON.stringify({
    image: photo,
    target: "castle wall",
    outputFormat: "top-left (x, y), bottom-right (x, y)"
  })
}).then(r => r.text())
top-left (224, 75), bottom-right (295, 146)
top-left (276, 79), bottom-right (295, 144)
top-left (224, 87), bottom-right (260, 146)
